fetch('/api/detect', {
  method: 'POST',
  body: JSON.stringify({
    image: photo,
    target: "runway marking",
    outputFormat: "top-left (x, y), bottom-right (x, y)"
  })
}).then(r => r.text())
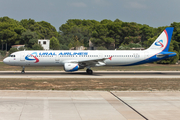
top-left (110, 92), bottom-right (148, 120)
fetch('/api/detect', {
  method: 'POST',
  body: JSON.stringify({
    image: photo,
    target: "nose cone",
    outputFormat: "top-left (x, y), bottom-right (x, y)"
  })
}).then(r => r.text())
top-left (3, 58), bottom-right (8, 64)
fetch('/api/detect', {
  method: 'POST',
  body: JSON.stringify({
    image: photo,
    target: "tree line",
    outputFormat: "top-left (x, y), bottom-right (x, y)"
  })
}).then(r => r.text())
top-left (0, 16), bottom-right (180, 64)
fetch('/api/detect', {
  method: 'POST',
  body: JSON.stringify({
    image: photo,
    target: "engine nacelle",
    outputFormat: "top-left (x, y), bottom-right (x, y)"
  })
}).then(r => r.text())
top-left (64, 63), bottom-right (79, 72)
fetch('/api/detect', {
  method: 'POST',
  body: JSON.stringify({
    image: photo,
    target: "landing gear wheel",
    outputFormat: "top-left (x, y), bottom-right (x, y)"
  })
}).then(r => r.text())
top-left (21, 70), bottom-right (25, 73)
top-left (21, 66), bottom-right (25, 73)
top-left (86, 69), bottom-right (93, 75)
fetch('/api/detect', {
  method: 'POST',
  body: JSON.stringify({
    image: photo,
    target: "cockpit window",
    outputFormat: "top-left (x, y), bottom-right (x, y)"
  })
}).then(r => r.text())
top-left (9, 55), bottom-right (15, 57)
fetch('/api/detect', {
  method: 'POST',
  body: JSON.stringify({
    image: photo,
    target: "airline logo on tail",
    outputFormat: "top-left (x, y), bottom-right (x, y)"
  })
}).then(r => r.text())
top-left (25, 52), bottom-right (39, 63)
top-left (155, 40), bottom-right (164, 48)
top-left (148, 28), bottom-right (172, 51)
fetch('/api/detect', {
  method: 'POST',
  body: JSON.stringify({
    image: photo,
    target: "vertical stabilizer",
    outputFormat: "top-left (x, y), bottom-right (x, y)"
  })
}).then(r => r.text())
top-left (147, 27), bottom-right (174, 52)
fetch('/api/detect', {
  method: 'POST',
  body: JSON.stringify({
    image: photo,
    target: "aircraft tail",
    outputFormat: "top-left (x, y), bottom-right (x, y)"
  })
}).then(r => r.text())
top-left (147, 27), bottom-right (174, 52)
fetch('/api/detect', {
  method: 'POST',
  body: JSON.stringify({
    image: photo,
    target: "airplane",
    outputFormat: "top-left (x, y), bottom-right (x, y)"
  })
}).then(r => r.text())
top-left (3, 27), bottom-right (177, 74)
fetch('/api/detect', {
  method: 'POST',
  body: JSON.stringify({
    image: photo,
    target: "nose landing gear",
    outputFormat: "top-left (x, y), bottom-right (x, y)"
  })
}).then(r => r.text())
top-left (21, 66), bottom-right (25, 73)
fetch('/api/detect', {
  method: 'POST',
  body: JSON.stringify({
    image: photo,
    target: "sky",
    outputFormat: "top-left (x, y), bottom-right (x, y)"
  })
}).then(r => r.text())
top-left (0, 0), bottom-right (180, 31)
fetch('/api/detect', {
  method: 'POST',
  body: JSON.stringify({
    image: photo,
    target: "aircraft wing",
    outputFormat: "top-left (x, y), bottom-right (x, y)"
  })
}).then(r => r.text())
top-left (69, 56), bottom-right (112, 67)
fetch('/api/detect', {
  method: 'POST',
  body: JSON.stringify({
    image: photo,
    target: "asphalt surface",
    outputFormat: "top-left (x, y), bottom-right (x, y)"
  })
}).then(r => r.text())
top-left (0, 71), bottom-right (180, 78)
top-left (0, 90), bottom-right (180, 120)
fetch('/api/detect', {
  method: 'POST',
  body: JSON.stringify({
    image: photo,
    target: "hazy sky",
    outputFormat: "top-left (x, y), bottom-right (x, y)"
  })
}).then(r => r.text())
top-left (0, 0), bottom-right (179, 30)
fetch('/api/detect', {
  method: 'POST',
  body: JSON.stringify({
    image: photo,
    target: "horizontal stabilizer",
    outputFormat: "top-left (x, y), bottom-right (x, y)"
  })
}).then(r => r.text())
top-left (156, 52), bottom-right (176, 58)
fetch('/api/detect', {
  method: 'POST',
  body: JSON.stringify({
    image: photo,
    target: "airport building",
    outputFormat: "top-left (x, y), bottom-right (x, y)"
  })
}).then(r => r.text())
top-left (38, 39), bottom-right (50, 50)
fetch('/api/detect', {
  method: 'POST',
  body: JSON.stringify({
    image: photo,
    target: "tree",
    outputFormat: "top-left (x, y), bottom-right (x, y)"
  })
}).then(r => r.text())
top-left (128, 43), bottom-right (142, 48)
top-left (0, 50), bottom-right (6, 57)
top-left (107, 22), bottom-right (123, 48)
top-left (32, 44), bottom-right (43, 50)
top-left (37, 21), bottom-right (59, 38)
top-left (60, 45), bottom-right (69, 50)
top-left (100, 19), bottom-right (113, 24)
top-left (68, 36), bottom-right (84, 50)
top-left (143, 36), bottom-right (157, 49)
top-left (20, 19), bottom-right (59, 39)
top-left (9, 48), bottom-right (18, 55)
top-left (59, 19), bottom-right (99, 48)
top-left (140, 25), bottom-right (154, 47)
top-left (97, 46), bottom-right (107, 50)
top-left (50, 37), bottom-right (60, 50)
top-left (18, 46), bottom-right (26, 51)
top-left (91, 23), bottom-right (115, 49)
top-left (0, 17), bottom-right (26, 49)
top-left (21, 29), bottom-right (38, 48)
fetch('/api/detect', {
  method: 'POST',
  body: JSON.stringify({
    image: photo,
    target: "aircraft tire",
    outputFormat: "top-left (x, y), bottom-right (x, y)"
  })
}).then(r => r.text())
top-left (21, 70), bottom-right (25, 74)
top-left (86, 69), bottom-right (93, 75)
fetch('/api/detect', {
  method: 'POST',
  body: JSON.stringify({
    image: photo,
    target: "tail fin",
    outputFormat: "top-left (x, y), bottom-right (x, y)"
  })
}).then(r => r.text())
top-left (147, 27), bottom-right (174, 52)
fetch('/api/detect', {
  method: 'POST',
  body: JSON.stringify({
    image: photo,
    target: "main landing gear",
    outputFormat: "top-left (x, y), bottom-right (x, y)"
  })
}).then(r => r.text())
top-left (21, 66), bottom-right (25, 73)
top-left (86, 68), bottom-right (93, 75)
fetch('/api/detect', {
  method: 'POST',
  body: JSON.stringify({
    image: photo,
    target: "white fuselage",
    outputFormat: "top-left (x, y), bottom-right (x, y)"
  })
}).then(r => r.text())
top-left (3, 50), bottom-right (157, 66)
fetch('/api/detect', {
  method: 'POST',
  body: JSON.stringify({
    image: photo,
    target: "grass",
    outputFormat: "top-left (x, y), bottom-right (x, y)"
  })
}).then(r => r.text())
top-left (0, 62), bottom-right (180, 71)
top-left (1, 62), bottom-right (180, 91)
top-left (0, 78), bottom-right (179, 91)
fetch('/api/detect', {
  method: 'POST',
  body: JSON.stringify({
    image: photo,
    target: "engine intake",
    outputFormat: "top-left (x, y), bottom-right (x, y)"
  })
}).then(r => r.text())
top-left (64, 63), bottom-right (79, 72)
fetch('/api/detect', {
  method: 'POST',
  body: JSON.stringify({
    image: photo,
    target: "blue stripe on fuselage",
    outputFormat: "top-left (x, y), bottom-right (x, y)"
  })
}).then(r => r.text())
top-left (121, 52), bottom-right (176, 66)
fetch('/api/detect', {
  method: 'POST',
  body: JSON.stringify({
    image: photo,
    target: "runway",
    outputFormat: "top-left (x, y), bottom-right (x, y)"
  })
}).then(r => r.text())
top-left (0, 90), bottom-right (179, 120)
top-left (0, 71), bottom-right (180, 78)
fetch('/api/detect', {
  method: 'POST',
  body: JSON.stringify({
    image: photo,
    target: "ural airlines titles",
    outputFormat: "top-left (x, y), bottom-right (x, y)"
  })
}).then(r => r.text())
top-left (37, 52), bottom-right (88, 56)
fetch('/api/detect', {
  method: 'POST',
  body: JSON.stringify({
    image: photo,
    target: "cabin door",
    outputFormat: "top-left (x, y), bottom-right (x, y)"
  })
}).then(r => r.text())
top-left (20, 51), bottom-right (25, 61)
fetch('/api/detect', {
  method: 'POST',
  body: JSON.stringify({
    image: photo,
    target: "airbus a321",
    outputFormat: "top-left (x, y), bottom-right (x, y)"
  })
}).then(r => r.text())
top-left (3, 27), bottom-right (177, 74)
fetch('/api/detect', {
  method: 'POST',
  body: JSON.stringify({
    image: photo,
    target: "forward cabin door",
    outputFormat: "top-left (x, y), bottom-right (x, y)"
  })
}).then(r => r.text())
top-left (20, 51), bottom-right (25, 61)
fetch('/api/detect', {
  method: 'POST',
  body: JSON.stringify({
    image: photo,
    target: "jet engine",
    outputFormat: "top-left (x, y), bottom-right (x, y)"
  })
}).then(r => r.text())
top-left (64, 63), bottom-right (79, 72)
